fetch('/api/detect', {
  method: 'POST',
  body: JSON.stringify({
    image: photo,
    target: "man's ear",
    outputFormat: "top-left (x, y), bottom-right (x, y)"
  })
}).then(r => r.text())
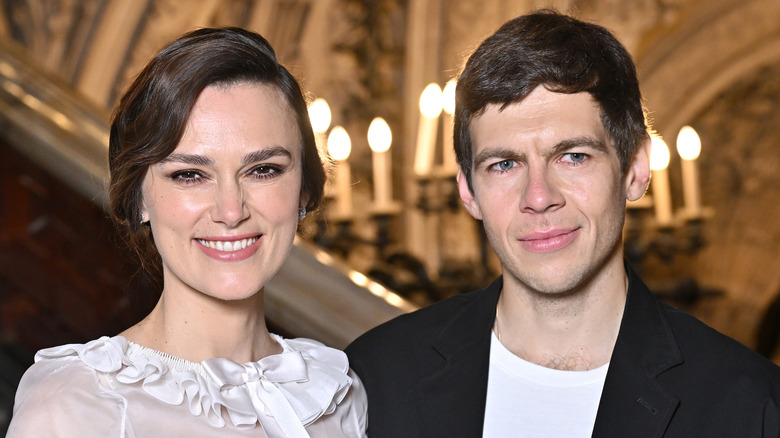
top-left (625, 136), bottom-right (652, 202)
top-left (457, 168), bottom-right (483, 220)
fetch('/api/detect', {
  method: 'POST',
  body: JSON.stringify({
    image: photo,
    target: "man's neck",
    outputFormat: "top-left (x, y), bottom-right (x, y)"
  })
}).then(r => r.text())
top-left (495, 265), bottom-right (628, 371)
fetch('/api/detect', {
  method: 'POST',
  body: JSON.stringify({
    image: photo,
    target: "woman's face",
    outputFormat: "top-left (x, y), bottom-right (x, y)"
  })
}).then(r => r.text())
top-left (140, 83), bottom-right (303, 301)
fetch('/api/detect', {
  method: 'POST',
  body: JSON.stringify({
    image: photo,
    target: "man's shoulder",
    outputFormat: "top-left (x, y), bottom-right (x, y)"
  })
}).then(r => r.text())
top-left (660, 302), bottom-right (780, 381)
top-left (345, 281), bottom-right (498, 422)
top-left (348, 283), bottom-right (495, 350)
top-left (625, 266), bottom-right (780, 382)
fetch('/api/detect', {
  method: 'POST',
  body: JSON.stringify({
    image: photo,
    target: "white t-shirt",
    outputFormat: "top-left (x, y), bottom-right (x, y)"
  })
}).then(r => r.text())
top-left (483, 331), bottom-right (608, 437)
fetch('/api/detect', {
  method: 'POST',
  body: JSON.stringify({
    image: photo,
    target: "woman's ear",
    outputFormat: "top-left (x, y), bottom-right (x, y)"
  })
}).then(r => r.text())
top-left (139, 201), bottom-right (149, 224)
top-left (298, 191), bottom-right (309, 213)
top-left (625, 136), bottom-right (652, 202)
top-left (139, 172), bottom-right (153, 224)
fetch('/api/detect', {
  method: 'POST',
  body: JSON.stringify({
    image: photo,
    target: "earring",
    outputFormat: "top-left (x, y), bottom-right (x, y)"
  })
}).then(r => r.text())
top-left (298, 206), bottom-right (307, 221)
top-left (140, 212), bottom-right (147, 224)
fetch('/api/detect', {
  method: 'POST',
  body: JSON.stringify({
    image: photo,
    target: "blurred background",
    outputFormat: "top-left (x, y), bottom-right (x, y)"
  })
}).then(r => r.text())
top-left (1, 0), bottom-right (780, 432)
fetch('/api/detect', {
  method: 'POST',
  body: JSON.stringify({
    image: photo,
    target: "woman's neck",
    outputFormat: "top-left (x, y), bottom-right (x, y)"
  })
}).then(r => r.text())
top-left (120, 287), bottom-right (281, 363)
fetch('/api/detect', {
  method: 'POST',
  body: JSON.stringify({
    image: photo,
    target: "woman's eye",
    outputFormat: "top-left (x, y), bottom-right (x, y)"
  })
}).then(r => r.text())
top-left (170, 170), bottom-right (203, 183)
top-left (249, 164), bottom-right (282, 179)
top-left (491, 160), bottom-right (516, 172)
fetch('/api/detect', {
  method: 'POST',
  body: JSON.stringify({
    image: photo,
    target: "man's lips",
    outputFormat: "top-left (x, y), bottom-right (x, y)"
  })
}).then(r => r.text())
top-left (519, 228), bottom-right (579, 253)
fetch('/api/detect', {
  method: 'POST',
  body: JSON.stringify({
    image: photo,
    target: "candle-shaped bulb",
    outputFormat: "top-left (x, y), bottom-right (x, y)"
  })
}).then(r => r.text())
top-left (650, 135), bottom-right (670, 171)
top-left (419, 83), bottom-right (443, 118)
top-left (649, 135), bottom-right (673, 225)
top-left (676, 126), bottom-right (701, 161)
top-left (368, 117), bottom-right (392, 153)
top-left (442, 79), bottom-right (456, 115)
top-left (308, 98), bottom-right (331, 134)
top-left (440, 79), bottom-right (458, 175)
top-left (327, 126), bottom-right (353, 219)
top-left (676, 125), bottom-right (703, 218)
top-left (327, 126), bottom-right (351, 161)
top-left (368, 117), bottom-right (394, 210)
top-left (414, 83), bottom-right (444, 177)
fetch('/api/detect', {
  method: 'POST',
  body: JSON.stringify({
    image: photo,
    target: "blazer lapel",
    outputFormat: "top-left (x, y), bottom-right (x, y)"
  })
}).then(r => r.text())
top-left (419, 278), bottom-right (502, 437)
top-left (592, 266), bottom-right (683, 437)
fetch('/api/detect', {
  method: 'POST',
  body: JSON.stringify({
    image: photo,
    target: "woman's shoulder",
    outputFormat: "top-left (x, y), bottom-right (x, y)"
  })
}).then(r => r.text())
top-left (19, 336), bottom-right (126, 395)
top-left (17, 352), bottom-right (96, 400)
top-left (34, 336), bottom-right (128, 370)
top-left (8, 338), bottom-right (127, 437)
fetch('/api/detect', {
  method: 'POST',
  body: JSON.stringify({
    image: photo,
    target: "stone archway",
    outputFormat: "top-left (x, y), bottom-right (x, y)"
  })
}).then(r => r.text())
top-left (638, 0), bottom-right (780, 136)
top-left (634, 0), bottom-right (780, 348)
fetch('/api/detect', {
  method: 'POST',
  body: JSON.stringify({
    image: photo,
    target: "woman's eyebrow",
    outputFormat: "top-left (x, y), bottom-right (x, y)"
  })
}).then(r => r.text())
top-left (159, 153), bottom-right (213, 166)
top-left (241, 146), bottom-right (293, 165)
top-left (158, 146), bottom-right (293, 167)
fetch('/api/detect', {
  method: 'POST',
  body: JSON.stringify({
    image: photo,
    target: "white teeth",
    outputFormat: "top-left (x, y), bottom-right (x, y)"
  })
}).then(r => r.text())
top-left (198, 237), bottom-right (258, 252)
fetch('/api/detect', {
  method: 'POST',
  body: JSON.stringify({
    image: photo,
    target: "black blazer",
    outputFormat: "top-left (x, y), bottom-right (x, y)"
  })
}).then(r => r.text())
top-left (346, 265), bottom-right (780, 437)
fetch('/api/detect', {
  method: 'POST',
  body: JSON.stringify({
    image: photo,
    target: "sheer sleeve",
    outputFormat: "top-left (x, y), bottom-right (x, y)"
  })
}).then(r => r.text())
top-left (7, 358), bottom-right (129, 438)
top-left (344, 368), bottom-right (369, 437)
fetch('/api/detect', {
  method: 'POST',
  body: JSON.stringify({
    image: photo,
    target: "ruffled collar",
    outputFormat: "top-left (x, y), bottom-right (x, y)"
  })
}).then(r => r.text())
top-left (35, 335), bottom-right (352, 436)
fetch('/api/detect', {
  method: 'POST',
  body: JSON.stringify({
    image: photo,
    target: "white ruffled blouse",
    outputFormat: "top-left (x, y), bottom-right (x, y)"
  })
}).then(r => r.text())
top-left (8, 335), bottom-right (367, 437)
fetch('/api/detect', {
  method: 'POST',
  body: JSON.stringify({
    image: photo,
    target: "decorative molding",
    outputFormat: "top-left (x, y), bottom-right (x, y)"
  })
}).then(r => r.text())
top-left (331, 0), bottom-right (406, 126)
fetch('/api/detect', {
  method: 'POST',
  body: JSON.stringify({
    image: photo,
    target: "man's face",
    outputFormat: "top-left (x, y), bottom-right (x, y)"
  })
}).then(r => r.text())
top-left (458, 86), bottom-right (649, 296)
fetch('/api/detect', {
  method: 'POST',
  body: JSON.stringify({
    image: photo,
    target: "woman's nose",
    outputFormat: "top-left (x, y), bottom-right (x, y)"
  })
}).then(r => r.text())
top-left (211, 180), bottom-right (249, 227)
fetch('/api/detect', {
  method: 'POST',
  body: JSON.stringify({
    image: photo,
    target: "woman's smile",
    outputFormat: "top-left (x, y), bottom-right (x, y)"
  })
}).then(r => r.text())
top-left (196, 235), bottom-right (262, 261)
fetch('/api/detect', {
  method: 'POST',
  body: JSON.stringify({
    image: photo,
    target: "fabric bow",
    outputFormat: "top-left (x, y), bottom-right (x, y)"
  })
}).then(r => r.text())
top-left (202, 351), bottom-right (311, 438)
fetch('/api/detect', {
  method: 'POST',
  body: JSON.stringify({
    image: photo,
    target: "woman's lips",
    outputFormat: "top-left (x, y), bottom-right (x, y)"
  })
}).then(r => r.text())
top-left (195, 235), bottom-right (262, 261)
top-left (519, 228), bottom-right (579, 253)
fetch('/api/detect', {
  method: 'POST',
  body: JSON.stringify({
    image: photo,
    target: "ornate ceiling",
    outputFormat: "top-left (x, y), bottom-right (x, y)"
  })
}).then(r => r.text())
top-left (1, 0), bottom-right (779, 351)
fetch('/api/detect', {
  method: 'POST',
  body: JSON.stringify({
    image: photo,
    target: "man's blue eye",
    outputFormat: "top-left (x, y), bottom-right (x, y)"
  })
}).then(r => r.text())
top-left (569, 153), bottom-right (587, 162)
top-left (495, 160), bottom-right (515, 171)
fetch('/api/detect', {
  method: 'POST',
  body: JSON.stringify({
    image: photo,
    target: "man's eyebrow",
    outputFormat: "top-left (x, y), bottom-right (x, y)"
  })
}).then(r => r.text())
top-left (547, 136), bottom-right (608, 158)
top-left (473, 147), bottom-right (526, 169)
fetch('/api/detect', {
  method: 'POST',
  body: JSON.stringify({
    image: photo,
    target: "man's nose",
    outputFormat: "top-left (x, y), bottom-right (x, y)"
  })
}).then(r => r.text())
top-left (520, 165), bottom-right (565, 213)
